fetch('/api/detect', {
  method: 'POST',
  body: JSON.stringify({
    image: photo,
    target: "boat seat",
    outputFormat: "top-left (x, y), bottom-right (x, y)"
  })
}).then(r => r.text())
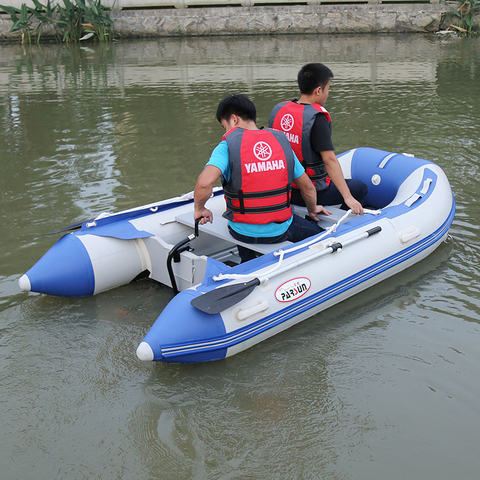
top-left (174, 212), bottom-right (292, 255)
top-left (291, 204), bottom-right (347, 224)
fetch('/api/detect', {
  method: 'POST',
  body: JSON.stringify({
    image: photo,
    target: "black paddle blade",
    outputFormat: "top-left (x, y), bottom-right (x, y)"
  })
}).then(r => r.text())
top-left (45, 220), bottom-right (89, 235)
top-left (191, 278), bottom-right (261, 314)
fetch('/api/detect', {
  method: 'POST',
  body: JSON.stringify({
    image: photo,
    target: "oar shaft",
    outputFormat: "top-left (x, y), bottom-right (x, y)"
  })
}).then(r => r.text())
top-left (46, 188), bottom-right (205, 235)
top-left (258, 227), bottom-right (381, 283)
top-left (190, 226), bottom-right (382, 314)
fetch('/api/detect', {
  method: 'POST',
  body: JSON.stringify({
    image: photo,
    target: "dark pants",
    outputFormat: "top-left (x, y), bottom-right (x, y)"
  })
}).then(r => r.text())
top-left (229, 215), bottom-right (324, 263)
top-left (291, 179), bottom-right (368, 209)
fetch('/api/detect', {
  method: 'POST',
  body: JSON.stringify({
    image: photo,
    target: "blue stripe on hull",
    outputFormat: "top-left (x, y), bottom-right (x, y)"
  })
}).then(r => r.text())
top-left (159, 200), bottom-right (455, 362)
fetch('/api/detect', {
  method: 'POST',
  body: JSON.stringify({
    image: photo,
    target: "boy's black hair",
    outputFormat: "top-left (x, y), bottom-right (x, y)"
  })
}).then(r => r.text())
top-left (216, 95), bottom-right (257, 123)
top-left (297, 63), bottom-right (334, 95)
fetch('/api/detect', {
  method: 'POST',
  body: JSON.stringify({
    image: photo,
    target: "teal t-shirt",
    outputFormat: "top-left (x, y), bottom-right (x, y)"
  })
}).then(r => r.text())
top-left (206, 140), bottom-right (305, 238)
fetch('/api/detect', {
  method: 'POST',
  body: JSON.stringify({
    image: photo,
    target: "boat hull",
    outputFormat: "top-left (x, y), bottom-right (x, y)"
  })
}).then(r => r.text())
top-left (19, 147), bottom-right (455, 363)
top-left (137, 203), bottom-right (454, 363)
top-left (137, 147), bottom-right (455, 363)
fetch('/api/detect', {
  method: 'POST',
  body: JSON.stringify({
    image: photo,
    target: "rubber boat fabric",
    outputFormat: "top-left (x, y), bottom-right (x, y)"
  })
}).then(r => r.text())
top-left (18, 148), bottom-right (455, 363)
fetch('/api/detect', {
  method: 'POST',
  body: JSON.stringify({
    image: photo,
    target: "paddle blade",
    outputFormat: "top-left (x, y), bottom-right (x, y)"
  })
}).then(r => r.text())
top-left (191, 278), bottom-right (260, 314)
top-left (45, 221), bottom-right (87, 235)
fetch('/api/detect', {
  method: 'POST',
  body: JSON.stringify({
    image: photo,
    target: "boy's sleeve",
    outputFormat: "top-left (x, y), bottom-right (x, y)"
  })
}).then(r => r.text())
top-left (311, 114), bottom-right (334, 152)
top-left (205, 140), bottom-right (230, 181)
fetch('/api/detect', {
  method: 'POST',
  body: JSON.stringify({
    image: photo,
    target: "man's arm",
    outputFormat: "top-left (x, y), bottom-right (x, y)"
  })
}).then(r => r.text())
top-left (294, 172), bottom-right (332, 221)
top-left (194, 165), bottom-right (222, 225)
top-left (321, 150), bottom-right (363, 215)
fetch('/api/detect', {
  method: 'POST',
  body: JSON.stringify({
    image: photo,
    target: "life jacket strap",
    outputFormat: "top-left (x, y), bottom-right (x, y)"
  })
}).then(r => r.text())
top-left (224, 185), bottom-right (291, 200)
top-left (226, 201), bottom-right (291, 214)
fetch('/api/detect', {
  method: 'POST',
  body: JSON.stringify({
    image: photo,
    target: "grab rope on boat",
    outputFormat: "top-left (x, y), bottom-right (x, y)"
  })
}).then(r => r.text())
top-left (212, 208), bottom-right (382, 283)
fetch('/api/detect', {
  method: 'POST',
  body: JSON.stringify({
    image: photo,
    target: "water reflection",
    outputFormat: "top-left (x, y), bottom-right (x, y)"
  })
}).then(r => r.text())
top-left (1, 34), bottom-right (480, 480)
top-left (3, 34), bottom-right (476, 233)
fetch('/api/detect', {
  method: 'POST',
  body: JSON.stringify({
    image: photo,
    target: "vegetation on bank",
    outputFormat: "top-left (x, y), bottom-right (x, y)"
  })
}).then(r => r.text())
top-left (0, 0), bottom-right (115, 44)
top-left (0, 0), bottom-right (479, 43)
top-left (442, 0), bottom-right (480, 34)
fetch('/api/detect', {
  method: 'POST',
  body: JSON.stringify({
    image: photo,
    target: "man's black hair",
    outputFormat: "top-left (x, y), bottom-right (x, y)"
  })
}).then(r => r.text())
top-left (297, 63), bottom-right (334, 95)
top-left (216, 95), bottom-right (257, 123)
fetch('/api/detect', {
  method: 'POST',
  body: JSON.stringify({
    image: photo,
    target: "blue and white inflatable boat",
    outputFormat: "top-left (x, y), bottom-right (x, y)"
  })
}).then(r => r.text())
top-left (19, 148), bottom-right (455, 363)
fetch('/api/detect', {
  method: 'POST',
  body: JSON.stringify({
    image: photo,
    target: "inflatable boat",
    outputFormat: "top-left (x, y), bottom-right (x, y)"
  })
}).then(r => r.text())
top-left (19, 148), bottom-right (455, 363)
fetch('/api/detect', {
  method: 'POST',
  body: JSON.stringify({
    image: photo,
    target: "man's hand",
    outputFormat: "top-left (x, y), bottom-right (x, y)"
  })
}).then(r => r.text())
top-left (307, 205), bottom-right (332, 222)
top-left (194, 208), bottom-right (213, 225)
top-left (344, 196), bottom-right (363, 215)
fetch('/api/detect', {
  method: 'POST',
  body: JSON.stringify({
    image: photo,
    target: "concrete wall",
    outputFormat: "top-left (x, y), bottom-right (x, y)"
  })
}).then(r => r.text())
top-left (0, 3), bottom-right (475, 39)
top-left (111, 5), bottom-right (449, 37)
top-left (0, 0), bottom-right (440, 8)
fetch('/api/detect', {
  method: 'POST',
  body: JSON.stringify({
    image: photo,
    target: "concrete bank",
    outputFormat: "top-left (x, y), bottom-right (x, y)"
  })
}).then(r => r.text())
top-left (112, 5), bottom-right (451, 37)
top-left (0, 4), bottom-right (464, 40)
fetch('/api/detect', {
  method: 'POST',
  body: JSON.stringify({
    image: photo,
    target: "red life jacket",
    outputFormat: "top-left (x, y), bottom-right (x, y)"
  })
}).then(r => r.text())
top-left (269, 101), bottom-right (331, 190)
top-left (222, 127), bottom-right (294, 225)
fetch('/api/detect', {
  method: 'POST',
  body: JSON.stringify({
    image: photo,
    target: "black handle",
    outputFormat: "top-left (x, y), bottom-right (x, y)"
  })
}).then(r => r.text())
top-left (367, 226), bottom-right (382, 236)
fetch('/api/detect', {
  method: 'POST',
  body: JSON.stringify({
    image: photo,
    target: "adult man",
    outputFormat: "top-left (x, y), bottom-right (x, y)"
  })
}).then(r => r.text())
top-left (269, 63), bottom-right (367, 215)
top-left (194, 94), bottom-right (331, 263)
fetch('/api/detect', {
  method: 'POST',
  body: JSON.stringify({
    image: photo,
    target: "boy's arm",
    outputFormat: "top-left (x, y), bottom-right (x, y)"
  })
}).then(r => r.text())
top-left (320, 150), bottom-right (363, 215)
top-left (294, 172), bottom-right (332, 221)
top-left (194, 165), bottom-right (222, 224)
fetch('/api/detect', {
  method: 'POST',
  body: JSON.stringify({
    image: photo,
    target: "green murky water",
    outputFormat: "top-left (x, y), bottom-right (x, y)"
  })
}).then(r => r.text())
top-left (1, 34), bottom-right (479, 479)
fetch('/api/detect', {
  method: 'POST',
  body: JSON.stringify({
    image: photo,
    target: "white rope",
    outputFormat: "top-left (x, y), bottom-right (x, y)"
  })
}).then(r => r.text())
top-left (212, 208), bottom-right (381, 283)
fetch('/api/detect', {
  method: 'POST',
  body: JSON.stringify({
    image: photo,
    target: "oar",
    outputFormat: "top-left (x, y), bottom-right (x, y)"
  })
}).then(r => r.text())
top-left (44, 199), bottom-right (184, 235)
top-left (46, 220), bottom-right (91, 235)
top-left (191, 226), bottom-right (382, 314)
top-left (191, 278), bottom-right (261, 314)
top-left (44, 187), bottom-right (225, 236)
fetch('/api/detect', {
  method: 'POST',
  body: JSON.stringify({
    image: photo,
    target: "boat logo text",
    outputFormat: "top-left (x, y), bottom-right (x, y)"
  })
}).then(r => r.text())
top-left (275, 277), bottom-right (311, 303)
